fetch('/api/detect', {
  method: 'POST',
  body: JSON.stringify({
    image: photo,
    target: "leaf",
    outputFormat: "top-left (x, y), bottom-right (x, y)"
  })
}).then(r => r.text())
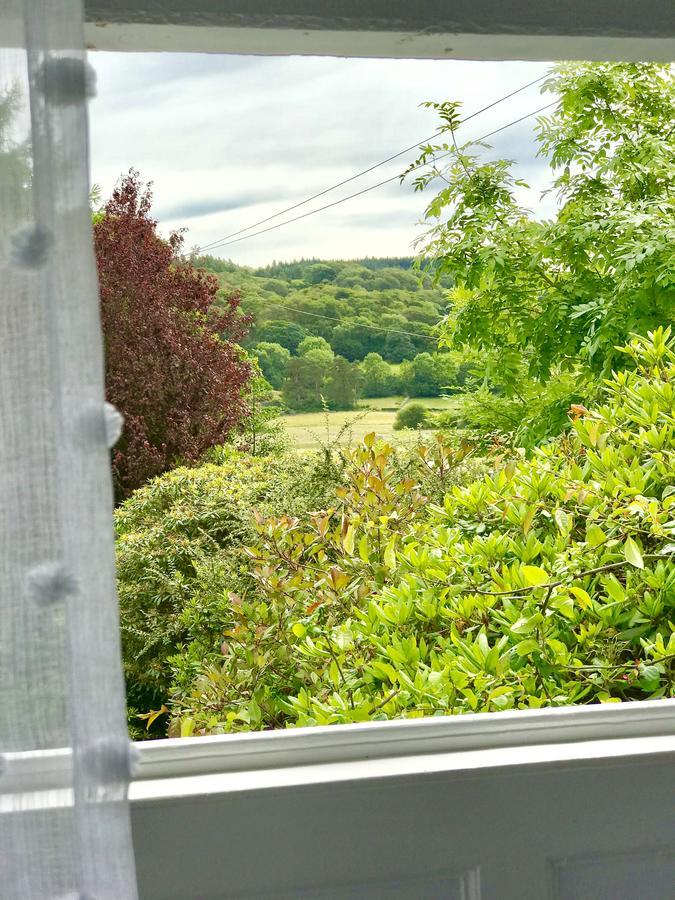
top-left (137, 704), bottom-right (168, 730)
top-left (522, 505), bottom-right (536, 535)
top-left (603, 574), bottom-right (626, 603)
top-left (637, 663), bottom-right (661, 692)
top-left (586, 524), bottom-right (606, 548)
top-left (515, 639), bottom-right (541, 657)
top-left (342, 524), bottom-right (355, 556)
top-left (383, 538), bottom-right (397, 570)
top-left (570, 586), bottom-right (592, 610)
top-left (551, 594), bottom-right (575, 619)
top-left (180, 717), bottom-right (195, 738)
top-left (554, 509), bottom-right (571, 533)
top-left (624, 536), bottom-right (644, 569)
top-left (522, 565), bottom-right (549, 587)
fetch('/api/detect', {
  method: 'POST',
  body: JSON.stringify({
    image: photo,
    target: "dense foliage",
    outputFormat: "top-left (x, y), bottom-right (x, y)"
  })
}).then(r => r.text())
top-left (115, 448), bottom-right (341, 724)
top-left (194, 255), bottom-right (464, 409)
top-left (96, 172), bottom-right (253, 498)
top-left (408, 62), bottom-right (674, 444)
top-left (168, 332), bottom-right (675, 734)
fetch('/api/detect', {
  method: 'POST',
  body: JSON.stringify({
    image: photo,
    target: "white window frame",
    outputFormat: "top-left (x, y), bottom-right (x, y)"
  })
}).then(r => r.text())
top-left (74, 2), bottom-right (675, 806)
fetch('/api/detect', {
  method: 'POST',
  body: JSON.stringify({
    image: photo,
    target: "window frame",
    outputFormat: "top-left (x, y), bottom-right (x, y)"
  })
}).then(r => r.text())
top-left (77, 2), bottom-right (675, 803)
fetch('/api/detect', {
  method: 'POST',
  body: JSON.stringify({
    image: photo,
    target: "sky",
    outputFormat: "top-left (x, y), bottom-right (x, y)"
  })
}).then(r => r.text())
top-left (88, 54), bottom-right (556, 267)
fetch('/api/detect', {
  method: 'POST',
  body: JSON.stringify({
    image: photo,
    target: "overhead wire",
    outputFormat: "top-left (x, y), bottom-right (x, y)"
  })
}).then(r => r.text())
top-left (193, 99), bottom-right (556, 254)
top-left (262, 302), bottom-right (439, 342)
top-left (191, 73), bottom-right (549, 256)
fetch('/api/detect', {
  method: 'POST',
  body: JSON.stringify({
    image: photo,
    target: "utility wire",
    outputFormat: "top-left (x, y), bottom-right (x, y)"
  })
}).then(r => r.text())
top-left (192, 73), bottom-right (548, 255)
top-left (195, 100), bottom-right (556, 254)
top-left (265, 302), bottom-right (439, 342)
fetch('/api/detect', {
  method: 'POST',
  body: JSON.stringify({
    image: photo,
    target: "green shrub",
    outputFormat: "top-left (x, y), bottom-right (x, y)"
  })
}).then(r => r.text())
top-left (171, 330), bottom-right (675, 734)
top-left (394, 402), bottom-right (430, 430)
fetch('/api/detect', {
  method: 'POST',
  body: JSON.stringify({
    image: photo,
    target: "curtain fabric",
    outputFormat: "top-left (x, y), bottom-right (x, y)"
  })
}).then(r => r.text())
top-left (0, 1), bottom-right (138, 896)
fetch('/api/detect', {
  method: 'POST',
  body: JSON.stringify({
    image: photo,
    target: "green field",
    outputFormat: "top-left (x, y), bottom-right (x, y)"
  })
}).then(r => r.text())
top-left (281, 396), bottom-right (462, 450)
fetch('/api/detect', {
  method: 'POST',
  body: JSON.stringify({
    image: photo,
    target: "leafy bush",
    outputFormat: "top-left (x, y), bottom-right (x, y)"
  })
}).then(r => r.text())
top-left (394, 403), bottom-right (430, 430)
top-left (170, 330), bottom-right (675, 734)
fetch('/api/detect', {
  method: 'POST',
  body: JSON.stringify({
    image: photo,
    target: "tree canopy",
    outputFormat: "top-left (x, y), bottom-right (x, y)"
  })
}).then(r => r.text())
top-left (96, 171), bottom-right (253, 498)
top-left (408, 63), bottom-right (674, 387)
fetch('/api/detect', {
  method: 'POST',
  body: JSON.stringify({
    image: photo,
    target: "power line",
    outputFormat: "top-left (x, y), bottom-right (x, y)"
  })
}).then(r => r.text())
top-left (263, 302), bottom-right (439, 342)
top-left (192, 73), bottom-right (548, 256)
top-left (195, 100), bottom-right (556, 254)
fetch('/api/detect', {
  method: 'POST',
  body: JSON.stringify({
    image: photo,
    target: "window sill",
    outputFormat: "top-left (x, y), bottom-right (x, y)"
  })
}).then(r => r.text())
top-left (131, 698), bottom-right (675, 801)
top-left (3, 699), bottom-right (674, 810)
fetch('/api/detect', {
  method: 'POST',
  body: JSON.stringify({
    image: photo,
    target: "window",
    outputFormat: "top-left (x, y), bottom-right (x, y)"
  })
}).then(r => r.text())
top-left (2, 4), bottom-right (674, 899)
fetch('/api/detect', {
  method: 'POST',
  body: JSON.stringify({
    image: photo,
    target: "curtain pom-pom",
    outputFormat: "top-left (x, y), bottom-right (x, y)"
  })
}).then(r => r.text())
top-left (41, 57), bottom-right (97, 106)
top-left (9, 224), bottom-right (52, 269)
top-left (27, 562), bottom-right (77, 607)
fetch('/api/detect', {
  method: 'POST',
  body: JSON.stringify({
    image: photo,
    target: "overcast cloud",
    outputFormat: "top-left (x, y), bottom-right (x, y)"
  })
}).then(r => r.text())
top-left (89, 54), bottom-right (555, 266)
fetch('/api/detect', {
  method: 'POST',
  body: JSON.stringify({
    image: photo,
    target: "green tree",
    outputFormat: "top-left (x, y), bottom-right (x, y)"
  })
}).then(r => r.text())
top-left (254, 320), bottom-right (308, 354)
top-left (331, 318), bottom-right (378, 361)
top-left (283, 353), bottom-right (328, 410)
top-left (0, 85), bottom-right (31, 241)
top-left (298, 335), bottom-right (333, 356)
top-left (359, 352), bottom-right (399, 397)
top-left (251, 341), bottom-right (291, 389)
top-left (408, 62), bottom-right (675, 394)
top-left (384, 331), bottom-right (417, 363)
top-left (324, 356), bottom-right (361, 410)
top-left (400, 352), bottom-right (439, 396)
top-left (305, 263), bottom-right (337, 284)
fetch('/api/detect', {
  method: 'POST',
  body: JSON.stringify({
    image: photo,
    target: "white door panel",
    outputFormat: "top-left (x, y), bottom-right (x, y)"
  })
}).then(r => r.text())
top-left (131, 720), bottom-right (675, 900)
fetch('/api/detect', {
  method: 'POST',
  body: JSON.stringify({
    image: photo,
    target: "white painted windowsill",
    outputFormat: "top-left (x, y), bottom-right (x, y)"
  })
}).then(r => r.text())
top-left (3, 699), bottom-right (674, 811)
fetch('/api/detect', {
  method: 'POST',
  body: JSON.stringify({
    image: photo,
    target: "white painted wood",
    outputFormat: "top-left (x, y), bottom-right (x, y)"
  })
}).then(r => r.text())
top-left (83, 23), bottom-right (675, 62)
top-left (128, 723), bottom-right (675, 899)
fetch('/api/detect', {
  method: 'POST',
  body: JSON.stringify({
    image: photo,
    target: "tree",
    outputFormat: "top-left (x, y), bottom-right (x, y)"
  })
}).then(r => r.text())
top-left (251, 341), bottom-right (290, 389)
top-left (409, 63), bottom-right (675, 389)
top-left (331, 318), bottom-right (378, 361)
top-left (0, 85), bottom-right (31, 243)
top-left (383, 331), bottom-right (417, 363)
top-left (359, 352), bottom-right (399, 397)
top-left (254, 320), bottom-right (308, 353)
top-left (282, 354), bottom-right (328, 411)
top-left (95, 171), bottom-right (253, 499)
top-left (324, 356), bottom-right (361, 410)
top-left (394, 403), bottom-right (429, 430)
top-left (297, 335), bottom-right (333, 356)
top-left (168, 331), bottom-right (675, 734)
top-left (305, 263), bottom-right (337, 284)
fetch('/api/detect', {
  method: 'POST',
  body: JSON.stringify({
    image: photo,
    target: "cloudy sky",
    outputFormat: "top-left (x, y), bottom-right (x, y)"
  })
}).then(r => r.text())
top-left (88, 54), bottom-right (555, 266)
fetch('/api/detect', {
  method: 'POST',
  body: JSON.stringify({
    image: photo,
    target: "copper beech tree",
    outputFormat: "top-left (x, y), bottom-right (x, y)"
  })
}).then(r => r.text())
top-left (95, 171), bottom-right (253, 499)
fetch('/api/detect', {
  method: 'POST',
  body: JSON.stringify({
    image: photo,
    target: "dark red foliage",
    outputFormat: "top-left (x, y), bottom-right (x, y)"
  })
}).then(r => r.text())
top-left (95, 170), bottom-right (253, 499)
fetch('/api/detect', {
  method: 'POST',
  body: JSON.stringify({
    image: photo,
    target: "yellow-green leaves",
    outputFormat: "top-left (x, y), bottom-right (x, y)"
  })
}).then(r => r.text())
top-left (569, 586), bottom-right (592, 610)
top-left (522, 565), bottom-right (549, 587)
top-left (586, 523), bottom-right (606, 548)
top-left (624, 536), bottom-right (644, 569)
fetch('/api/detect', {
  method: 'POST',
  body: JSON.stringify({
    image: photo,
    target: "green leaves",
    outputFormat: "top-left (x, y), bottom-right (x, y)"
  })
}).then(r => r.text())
top-left (522, 565), bottom-right (549, 587)
top-left (406, 62), bottom-right (675, 449)
top-left (624, 536), bottom-right (644, 569)
top-left (152, 331), bottom-right (675, 736)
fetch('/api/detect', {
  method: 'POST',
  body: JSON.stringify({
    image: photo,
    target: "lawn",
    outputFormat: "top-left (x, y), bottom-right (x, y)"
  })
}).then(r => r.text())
top-left (281, 395), bottom-right (462, 450)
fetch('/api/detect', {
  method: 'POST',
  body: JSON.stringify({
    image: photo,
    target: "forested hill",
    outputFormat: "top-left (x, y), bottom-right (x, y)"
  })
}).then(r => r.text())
top-left (196, 255), bottom-right (449, 363)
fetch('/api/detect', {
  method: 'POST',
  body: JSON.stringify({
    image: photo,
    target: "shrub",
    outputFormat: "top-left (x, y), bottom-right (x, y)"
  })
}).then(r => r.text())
top-left (117, 445), bottom-right (351, 730)
top-left (168, 436), bottom-right (483, 735)
top-left (171, 330), bottom-right (675, 734)
top-left (394, 403), bottom-right (429, 430)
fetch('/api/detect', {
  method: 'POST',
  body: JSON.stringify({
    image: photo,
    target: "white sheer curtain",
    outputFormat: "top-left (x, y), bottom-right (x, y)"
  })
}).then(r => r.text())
top-left (0, 1), bottom-right (138, 896)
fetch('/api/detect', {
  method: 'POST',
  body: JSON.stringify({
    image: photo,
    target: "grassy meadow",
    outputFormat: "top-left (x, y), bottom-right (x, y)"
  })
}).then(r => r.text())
top-left (281, 396), bottom-right (462, 450)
